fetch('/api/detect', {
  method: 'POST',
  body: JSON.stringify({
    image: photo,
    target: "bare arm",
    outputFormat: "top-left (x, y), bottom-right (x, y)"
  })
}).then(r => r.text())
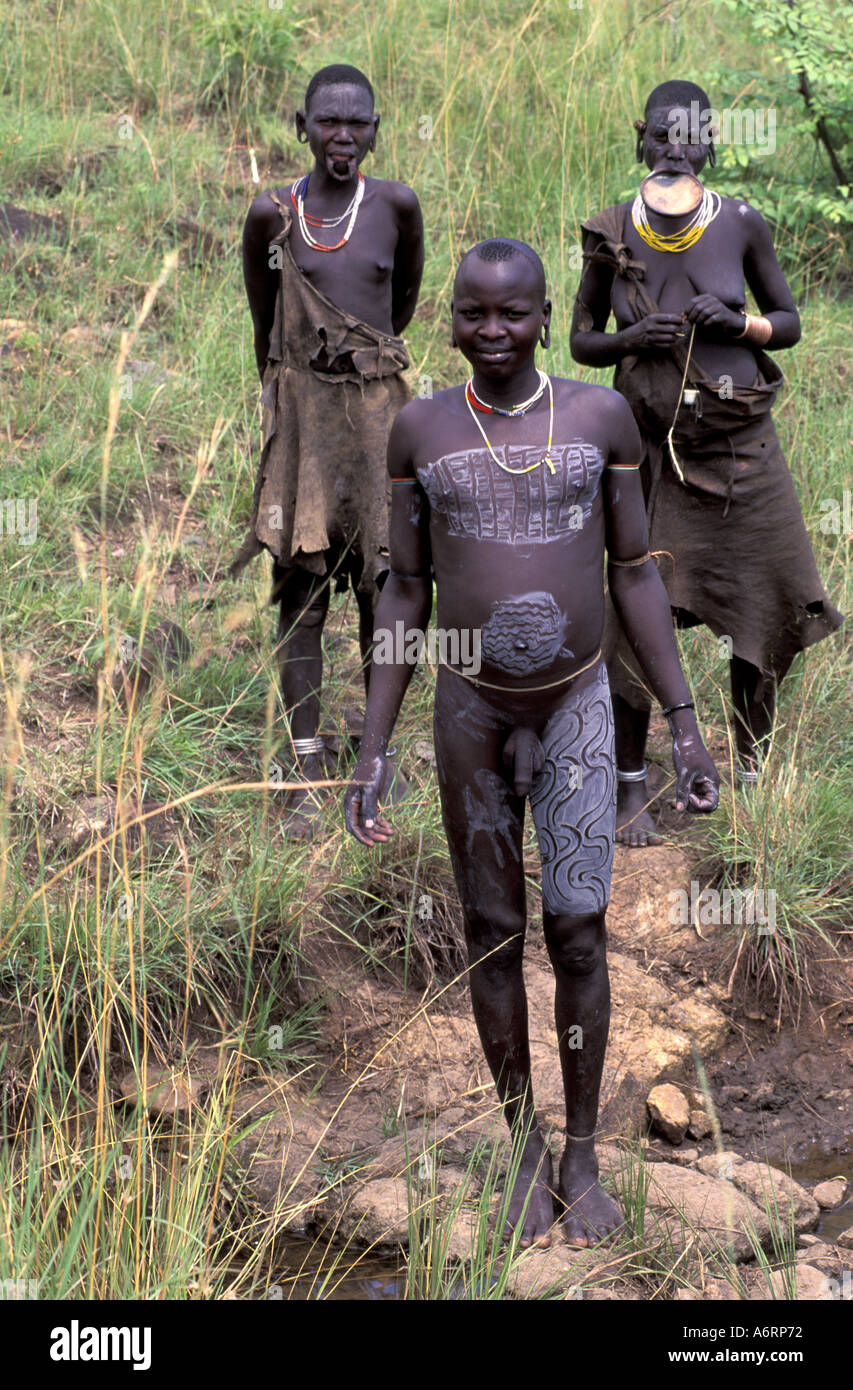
top-left (602, 394), bottom-right (719, 812)
top-left (570, 226), bottom-right (684, 367)
top-left (683, 204), bottom-right (800, 347)
top-left (345, 404), bottom-right (433, 844)
top-left (390, 185), bottom-right (425, 336)
top-left (242, 194), bottom-right (281, 380)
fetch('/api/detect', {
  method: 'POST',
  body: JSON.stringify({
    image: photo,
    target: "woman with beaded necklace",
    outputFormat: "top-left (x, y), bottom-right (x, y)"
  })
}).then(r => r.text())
top-left (571, 80), bottom-right (842, 847)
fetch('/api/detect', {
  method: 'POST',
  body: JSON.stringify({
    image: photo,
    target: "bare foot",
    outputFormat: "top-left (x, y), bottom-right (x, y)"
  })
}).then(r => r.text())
top-left (559, 1140), bottom-right (624, 1247)
top-left (503, 1135), bottom-right (556, 1249)
top-left (615, 779), bottom-right (662, 848)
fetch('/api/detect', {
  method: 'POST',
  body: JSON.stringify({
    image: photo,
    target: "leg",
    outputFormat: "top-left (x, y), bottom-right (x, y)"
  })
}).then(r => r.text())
top-left (543, 909), bottom-right (622, 1245)
top-left (354, 569), bottom-right (407, 803)
top-left (433, 673), bottom-right (555, 1248)
top-left (274, 564), bottom-right (331, 839)
top-left (604, 595), bottom-right (660, 848)
top-left (730, 655), bottom-right (776, 774)
top-left (530, 664), bottom-right (623, 1243)
top-left (613, 695), bottom-right (661, 848)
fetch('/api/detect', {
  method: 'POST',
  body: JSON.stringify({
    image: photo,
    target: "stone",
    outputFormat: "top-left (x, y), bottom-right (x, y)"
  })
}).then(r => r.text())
top-left (229, 1083), bottom-right (331, 1234)
top-left (647, 1084), bottom-right (690, 1144)
top-left (796, 1243), bottom-right (836, 1264)
top-left (645, 1163), bottom-right (770, 1261)
top-left (334, 1176), bottom-right (410, 1248)
top-left (837, 1225), bottom-right (853, 1250)
top-left (670, 1147), bottom-right (700, 1167)
top-left (705, 1275), bottom-right (742, 1300)
top-left (813, 1179), bottom-right (847, 1209)
top-left (767, 1264), bottom-right (833, 1300)
top-left (118, 1068), bottom-right (205, 1116)
top-left (697, 1154), bottom-right (818, 1232)
top-left (687, 1108), bottom-right (712, 1140)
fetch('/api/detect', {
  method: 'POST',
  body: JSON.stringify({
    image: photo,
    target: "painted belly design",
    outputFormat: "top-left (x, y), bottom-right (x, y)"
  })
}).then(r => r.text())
top-left (480, 592), bottom-right (569, 675)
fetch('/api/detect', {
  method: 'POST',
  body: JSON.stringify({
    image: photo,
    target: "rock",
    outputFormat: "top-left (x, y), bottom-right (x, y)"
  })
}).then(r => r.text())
top-left (813, 1179), bottom-right (847, 1209)
top-left (796, 1243), bottom-right (836, 1264)
top-left (505, 1242), bottom-right (621, 1300)
top-left (697, 1154), bottom-right (818, 1232)
top-left (767, 1264), bottom-right (833, 1300)
top-left (670, 1147), bottom-right (700, 1167)
top-left (697, 1150), bottom-right (743, 1181)
top-left (334, 1176), bottom-right (410, 1247)
top-left (705, 1275), bottom-right (741, 1300)
top-left (229, 1084), bottom-right (331, 1234)
top-left (837, 1225), bottom-right (853, 1250)
top-left (118, 1068), bottom-right (205, 1116)
top-left (687, 1109), bottom-right (713, 1140)
top-left (647, 1084), bottom-right (690, 1144)
top-left (645, 1163), bottom-right (771, 1261)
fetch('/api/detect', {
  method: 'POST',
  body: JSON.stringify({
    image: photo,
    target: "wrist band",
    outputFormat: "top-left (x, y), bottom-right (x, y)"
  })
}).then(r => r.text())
top-left (565, 1131), bottom-right (596, 1141)
top-left (662, 701), bottom-right (695, 719)
top-left (735, 766), bottom-right (759, 784)
top-left (735, 312), bottom-right (773, 347)
top-left (616, 766), bottom-right (648, 783)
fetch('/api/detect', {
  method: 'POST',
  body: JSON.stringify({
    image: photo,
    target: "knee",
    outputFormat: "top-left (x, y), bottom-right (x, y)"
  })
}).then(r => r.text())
top-left (544, 912), bottom-right (606, 977)
top-left (280, 588), bottom-right (328, 634)
top-left (465, 904), bottom-right (525, 975)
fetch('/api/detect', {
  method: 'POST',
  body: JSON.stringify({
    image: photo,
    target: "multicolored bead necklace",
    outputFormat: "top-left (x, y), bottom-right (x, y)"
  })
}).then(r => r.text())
top-left (464, 370), bottom-right (555, 475)
top-left (291, 173), bottom-right (365, 252)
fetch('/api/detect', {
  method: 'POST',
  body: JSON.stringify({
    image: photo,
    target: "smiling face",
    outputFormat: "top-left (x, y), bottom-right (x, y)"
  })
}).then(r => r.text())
top-left (642, 103), bottom-right (710, 179)
top-left (296, 83), bottom-right (379, 181)
top-left (451, 254), bottom-right (550, 381)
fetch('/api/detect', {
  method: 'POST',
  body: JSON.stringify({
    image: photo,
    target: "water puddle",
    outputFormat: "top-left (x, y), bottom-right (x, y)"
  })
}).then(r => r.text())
top-left (767, 1133), bottom-right (853, 1244)
top-left (264, 1236), bottom-right (405, 1301)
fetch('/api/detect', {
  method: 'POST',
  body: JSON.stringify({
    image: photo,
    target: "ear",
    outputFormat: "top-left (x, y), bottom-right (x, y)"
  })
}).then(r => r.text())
top-left (295, 108), bottom-right (308, 144)
top-left (540, 298), bottom-right (552, 350)
top-left (634, 118), bottom-right (646, 164)
top-left (370, 113), bottom-right (380, 151)
top-left (450, 301), bottom-right (458, 349)
top-left (707, 140), bottom-right (716, 168)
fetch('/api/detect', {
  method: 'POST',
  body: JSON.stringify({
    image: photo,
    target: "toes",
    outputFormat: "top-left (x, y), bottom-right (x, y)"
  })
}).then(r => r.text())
top-left (562, 1214), bottom-right (590, 1248)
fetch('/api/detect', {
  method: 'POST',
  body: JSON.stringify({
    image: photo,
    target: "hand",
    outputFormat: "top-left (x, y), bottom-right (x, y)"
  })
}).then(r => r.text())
top-left (622, 313), bottom-right (685, 352)
top-left (671, 725), bottom-right (720, 815)
top-left (684, 294), bottom-right (744, 337)
top-left (344, 753), bottom-right (393, 847)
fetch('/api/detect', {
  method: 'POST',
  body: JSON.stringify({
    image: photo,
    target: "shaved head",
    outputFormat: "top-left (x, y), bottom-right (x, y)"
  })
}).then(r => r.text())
top-left (644, 80), bottom-right (711, 116)
top-left (305, 63), bottom-right (375, 111)
top-left (456, 239), bottom-right (546, 297)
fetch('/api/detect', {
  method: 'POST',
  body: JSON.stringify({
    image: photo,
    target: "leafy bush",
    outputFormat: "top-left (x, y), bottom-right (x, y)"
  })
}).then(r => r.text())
top-left (193, 0), bottom-right (303, 116)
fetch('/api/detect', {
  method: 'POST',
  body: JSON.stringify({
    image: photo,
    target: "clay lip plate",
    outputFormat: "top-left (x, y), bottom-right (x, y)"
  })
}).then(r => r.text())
top-left (640, 170), bottom-right (703, 216)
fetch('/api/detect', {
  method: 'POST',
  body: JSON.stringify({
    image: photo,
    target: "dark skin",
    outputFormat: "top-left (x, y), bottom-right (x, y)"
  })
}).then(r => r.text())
top-left (570, 102), bottom-right (801, 845)
top-left (344, 253), bottom-right (719, 1248)
top-left (241, 81), bottom-right (424, 834)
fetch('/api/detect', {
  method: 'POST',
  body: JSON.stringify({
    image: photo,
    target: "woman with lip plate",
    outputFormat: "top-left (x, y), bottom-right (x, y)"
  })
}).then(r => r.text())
top-left (571, 79), bottom-right (843, 847)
